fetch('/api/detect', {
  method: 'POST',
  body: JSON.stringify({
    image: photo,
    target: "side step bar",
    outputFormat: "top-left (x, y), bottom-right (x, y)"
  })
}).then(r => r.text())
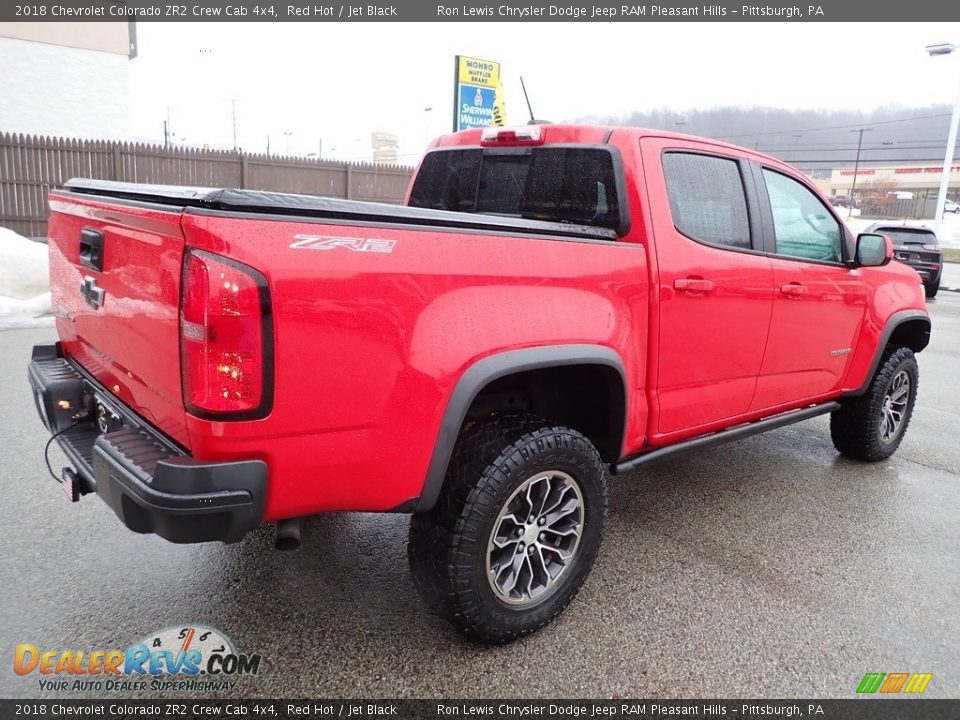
top-left (611, 402), bottom-right (840, 475)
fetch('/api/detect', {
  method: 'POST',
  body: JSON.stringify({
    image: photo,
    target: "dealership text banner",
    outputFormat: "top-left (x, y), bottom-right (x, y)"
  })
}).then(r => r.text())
top-left (1, 700), bottom-right (960, 719)
top-left (4, 0), bottom-right (960, 21)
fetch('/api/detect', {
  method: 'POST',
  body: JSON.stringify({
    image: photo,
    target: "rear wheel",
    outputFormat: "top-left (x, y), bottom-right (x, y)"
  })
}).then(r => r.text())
top-left (408, 414), bottom-right (607, 644)
top-left (830, 347), bottom-right (918, 462)
top-left (924, 279), bottom-right (939, 299)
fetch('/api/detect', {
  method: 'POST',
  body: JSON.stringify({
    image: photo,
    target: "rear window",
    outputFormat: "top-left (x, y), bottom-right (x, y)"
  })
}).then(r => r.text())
top-left (408, 147), bottom-right (623, 231)
top-left (662, 152), bottom-right (751, 249)
top-left (873, 228), bottom-right (937, 246)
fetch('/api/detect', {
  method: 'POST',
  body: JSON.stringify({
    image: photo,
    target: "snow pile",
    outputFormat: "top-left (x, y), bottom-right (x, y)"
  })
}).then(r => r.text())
top-left (0, 227), bottom-right (53, 330)
top-left (940, 213), bottom-right (960, 249)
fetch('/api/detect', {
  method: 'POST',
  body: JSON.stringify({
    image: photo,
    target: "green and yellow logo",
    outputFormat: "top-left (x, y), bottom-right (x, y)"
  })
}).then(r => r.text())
top-left (857, 672), bottom-right (933, 694)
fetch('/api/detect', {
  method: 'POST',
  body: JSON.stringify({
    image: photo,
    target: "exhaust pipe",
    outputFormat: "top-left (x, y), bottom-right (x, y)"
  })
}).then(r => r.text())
top-left (275, 518), bottom-right (301, 551)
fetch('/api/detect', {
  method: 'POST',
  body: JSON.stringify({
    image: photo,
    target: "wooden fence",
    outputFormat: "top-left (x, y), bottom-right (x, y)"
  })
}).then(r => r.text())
top-left (0, 132), bottom-right (415, 238)
top-left (859, 195), bottom-right (940, 221)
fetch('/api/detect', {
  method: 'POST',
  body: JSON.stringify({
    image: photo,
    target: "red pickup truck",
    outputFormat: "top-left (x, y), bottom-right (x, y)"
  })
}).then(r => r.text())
top-left (30, 124), bottom-right (930, 643)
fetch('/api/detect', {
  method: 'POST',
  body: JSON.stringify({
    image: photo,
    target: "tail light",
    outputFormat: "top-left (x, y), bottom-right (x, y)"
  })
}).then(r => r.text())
top-left (922, 244), bottom-right (939, 251)
top-left (180, 250), bottom-right (273, 419)
top-left (480, 125), bottom-right (544, 146)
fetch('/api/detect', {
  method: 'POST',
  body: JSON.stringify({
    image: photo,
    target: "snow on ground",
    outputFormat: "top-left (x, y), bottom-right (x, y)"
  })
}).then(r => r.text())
top-left (0, 227), bottom-right (53, 330)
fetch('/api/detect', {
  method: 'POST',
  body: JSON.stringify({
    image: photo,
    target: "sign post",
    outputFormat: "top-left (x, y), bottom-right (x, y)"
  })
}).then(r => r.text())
top-left (453, 55), bottom-right (506, 131)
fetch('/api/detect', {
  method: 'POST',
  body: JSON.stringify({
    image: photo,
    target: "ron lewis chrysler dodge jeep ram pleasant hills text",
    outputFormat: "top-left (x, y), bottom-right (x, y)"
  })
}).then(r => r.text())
top-left (29, 124), bottom-right (930, 643)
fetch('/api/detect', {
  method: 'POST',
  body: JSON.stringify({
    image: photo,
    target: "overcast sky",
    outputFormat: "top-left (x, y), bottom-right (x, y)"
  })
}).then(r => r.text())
top-left (129, 22), bottom-right (960, 163)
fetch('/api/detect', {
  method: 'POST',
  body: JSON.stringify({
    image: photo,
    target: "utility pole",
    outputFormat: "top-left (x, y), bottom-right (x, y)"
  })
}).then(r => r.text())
top-left (926, 42), bottom-right (960, 239)
top-left (164, 106), bottom-right (172, 149)
top-left (849, 128), bottom-right (873, 219)
top-left (231, 99), bottom-right (238, 151)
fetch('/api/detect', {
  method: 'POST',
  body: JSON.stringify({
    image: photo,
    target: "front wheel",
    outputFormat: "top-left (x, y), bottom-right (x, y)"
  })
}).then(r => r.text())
top-left (830, 347), bottom-right (918, 462)
top-left (408, 415), bottom-right (607, 644)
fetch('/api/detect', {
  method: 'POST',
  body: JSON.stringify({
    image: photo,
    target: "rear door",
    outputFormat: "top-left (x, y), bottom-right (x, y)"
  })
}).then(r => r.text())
top-left (641, 139), bottom-right (774, 436)
top-left (748, 165), bottom-right (868, 410)
top-left (47, 192), bottom-right (189, 446)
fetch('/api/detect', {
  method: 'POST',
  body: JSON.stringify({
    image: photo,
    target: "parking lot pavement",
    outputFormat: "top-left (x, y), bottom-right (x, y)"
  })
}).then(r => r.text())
top-left (1, 300), bottom-right (957, 701)
top-left (941, 262), bottom-right (960, 291)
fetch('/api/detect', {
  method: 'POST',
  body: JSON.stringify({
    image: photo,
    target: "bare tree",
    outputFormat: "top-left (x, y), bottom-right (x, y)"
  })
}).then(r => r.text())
top-left (859, 175), bottom-right (899, 216)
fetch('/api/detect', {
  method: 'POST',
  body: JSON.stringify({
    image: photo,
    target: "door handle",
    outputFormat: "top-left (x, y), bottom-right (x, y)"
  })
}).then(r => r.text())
top-left (79, 227), bottom-right (105, 272)
top-left (780, 283), bottom-right (808, 297)
top-left (674, 278), bottom-right (714, 293)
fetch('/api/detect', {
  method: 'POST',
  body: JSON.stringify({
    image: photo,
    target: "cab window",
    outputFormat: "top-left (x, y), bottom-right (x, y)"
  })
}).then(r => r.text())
top-left (762, 169), bottom-right (843, 263)
top-left (408, 147), bottom-right (623, 231)
top-left (662, 152), bottom-right (751, 250)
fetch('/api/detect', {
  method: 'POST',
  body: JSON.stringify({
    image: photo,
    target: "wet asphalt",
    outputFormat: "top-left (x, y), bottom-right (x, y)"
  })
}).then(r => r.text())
top-left (0, 295), bottom-right (957, 700)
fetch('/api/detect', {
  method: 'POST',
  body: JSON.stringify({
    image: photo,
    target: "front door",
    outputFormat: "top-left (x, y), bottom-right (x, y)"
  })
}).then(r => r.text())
top-left (750, 166), bottom-right (868, 410)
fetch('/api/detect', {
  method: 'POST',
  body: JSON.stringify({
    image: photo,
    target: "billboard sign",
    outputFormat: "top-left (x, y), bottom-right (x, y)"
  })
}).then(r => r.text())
top-left (453, 55), bottom-right (506, 131)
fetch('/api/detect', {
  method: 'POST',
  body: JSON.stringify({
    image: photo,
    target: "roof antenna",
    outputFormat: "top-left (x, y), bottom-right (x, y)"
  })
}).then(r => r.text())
top-left (520, 76), bottom-right (536, 125)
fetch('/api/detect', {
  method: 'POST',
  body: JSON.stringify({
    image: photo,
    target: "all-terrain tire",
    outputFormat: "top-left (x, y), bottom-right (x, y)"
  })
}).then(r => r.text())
top-left (408, 414), bottom-right (607, 644)
top-left (830, 346), bottom-right (918, 462)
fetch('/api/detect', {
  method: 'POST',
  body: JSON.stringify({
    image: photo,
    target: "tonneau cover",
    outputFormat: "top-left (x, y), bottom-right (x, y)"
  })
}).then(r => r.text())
top-left (62, 178), bottom-right (618, 241)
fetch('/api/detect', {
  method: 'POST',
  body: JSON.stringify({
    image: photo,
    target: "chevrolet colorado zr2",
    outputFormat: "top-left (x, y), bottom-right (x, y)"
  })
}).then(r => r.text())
top-left (29, 124), bottom-right (930, 643)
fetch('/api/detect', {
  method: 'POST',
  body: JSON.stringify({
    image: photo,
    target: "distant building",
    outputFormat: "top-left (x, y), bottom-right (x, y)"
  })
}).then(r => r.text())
top-left (371, 131), bottom-right (399, 165)
top-left (0, 22), bottom-right (137, 139)
top-left (822, 162), bottom-right (960, 200)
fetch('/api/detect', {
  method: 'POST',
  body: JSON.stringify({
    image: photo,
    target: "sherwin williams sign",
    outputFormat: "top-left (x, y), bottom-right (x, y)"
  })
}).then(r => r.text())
top-left (454, 55), bottom-right (507, 131)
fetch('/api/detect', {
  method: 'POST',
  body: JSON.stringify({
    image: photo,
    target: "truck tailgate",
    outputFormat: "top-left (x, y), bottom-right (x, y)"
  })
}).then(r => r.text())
top-left (47, 192), bottom-right (190, 448)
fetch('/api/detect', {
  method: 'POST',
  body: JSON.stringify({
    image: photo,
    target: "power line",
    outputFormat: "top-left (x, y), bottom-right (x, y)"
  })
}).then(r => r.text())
top-left (759, 144), bottom-right (950, 153)
top-left (772, 157), bottom-right (951, 164)
top-left (707, 112), bottom-right (952, 140)
top-left (752, 138), bottom-right (947, 149)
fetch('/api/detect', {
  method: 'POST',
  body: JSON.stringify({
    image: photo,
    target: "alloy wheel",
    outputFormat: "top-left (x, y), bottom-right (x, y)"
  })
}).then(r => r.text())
top-left (879, 369), bottom-right (910, 444)
top-left (485, 470), bottom-right (585, 607)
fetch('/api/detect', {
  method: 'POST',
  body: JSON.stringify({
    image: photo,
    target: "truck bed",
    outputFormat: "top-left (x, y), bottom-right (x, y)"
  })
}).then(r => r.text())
top-left (64, 179), bottom-right (619, 242)
top-left (45, 177), bottom-right (647, 521)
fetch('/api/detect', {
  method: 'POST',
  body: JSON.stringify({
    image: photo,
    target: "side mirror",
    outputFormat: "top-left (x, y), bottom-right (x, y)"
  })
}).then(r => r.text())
top-left (855, 232), bottom-right (893, 267)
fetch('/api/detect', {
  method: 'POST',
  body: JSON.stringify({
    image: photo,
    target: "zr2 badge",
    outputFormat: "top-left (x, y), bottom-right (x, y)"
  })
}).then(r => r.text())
top-left (291, 234), bottom-right (395, 253)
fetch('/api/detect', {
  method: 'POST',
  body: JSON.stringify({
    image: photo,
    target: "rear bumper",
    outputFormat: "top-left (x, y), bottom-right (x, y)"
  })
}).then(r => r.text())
top-left (896, 258), bottom-right (942, 284)
top-left (28, 343), bottom-right (266, 544)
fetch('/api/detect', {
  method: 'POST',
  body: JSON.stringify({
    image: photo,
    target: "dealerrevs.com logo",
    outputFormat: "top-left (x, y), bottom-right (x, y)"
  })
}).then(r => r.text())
top-left (13, 625), bottom-right (262, 693)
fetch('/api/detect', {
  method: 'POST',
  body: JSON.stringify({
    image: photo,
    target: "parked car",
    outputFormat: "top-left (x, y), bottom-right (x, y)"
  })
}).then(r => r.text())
top-left (829, 195), bottom-right (861, 210)
top-left (864, 221), bottom-right (942, 298)
top-left (943, 199), bottom-right (959, 214)
top-left (30, 124), bottom-right (930, 644)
